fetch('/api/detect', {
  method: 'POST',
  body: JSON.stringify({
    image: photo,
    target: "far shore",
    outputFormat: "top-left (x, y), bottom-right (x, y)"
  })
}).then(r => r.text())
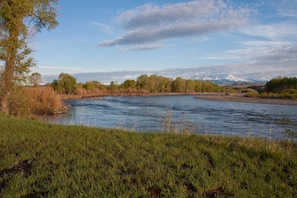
top-left (196, 94), bottom-right (297, 106)
top-left (59, 92), bottom-right (297, 106)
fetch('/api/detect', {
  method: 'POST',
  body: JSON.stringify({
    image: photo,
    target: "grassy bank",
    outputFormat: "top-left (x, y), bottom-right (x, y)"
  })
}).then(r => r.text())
top-left (0, 114), bottom-right (296, 197)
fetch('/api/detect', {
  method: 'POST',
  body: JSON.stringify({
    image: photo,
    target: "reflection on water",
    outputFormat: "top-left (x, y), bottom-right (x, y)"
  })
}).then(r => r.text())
top-left (46, 95), bottom-right (297, 140)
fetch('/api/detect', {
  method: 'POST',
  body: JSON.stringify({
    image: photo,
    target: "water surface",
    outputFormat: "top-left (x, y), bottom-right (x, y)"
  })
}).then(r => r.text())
top-left (47, 95), bottom-right (297, 140)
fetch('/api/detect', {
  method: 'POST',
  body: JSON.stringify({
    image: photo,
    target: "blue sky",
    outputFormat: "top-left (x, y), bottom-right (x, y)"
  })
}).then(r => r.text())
top-left (31, 0), bottom-right (297, 76)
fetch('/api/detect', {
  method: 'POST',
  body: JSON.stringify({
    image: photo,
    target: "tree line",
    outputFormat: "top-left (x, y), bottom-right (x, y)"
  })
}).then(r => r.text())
top-left (51, 73), bottom-right (232, 95)
top-left (245, 76), bottom-right (297, 99)
top-left (265, 76), bottom-right (297, 93)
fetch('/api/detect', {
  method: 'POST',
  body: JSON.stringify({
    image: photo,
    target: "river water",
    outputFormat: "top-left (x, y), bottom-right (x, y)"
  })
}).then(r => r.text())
top-left (47, 95), bottom-right (297, 140)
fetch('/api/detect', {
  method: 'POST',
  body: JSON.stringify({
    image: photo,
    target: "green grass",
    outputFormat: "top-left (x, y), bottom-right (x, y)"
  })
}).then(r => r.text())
top-left (0, 113), bottom-right (296, 197)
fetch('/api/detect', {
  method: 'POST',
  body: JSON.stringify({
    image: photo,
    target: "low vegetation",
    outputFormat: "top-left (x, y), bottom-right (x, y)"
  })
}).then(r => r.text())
top-left (1, 113), bottom-right (296, 197)
top-left (7, 86), bottom-right (64, 118)
top-left (246, 76), bottom-right (297, 99)
top-left (25, 87), bottom-right (65, 115)
top-left (52, 73), bottom-right (236, 97)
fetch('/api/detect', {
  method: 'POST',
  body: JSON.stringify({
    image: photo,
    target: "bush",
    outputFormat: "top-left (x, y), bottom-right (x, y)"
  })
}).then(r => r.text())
top-left (245, 88), bottom-right (259, 97)
top-left (26, 86), bottom-right (63, 115)
top-left (8, 86), bottom-right (31, 118)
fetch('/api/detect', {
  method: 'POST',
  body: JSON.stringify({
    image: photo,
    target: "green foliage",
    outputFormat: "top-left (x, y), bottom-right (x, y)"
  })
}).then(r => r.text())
top-left (121, 79), bottom-right (136, 89)
top-left (135, 74), bottom-right (228, 94)
top-left (7, 85), bottom-right (31, 118)
top-left (109, 81), bottom-right (118, 91)
top-left (0, 114), bottom-right (296, 197)
top-left (56, 74), bottom-right (232, 96)
top-left (52, 73), bottom-right (77, 94)
top-left (245, 77), bottom-right (297, 99)
top-left (266, 76), bottom-right (297, 93)
top-left (244, 88), bottom-right (260, 97)
top-left (83, 81), bottom-right (96, 91)
top-left (0, 0), bottom-right (58, 111)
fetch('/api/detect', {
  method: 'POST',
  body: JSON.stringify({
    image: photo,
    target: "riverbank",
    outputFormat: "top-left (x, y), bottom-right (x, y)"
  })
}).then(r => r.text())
top-left (0, 113), bottom-right (296, 197)
top-left (196, 94), bottom-right (297, 106)
top-left (61, 91), bottom-right (297, 106)
top-left (59, 92), bottom-right (200, 100)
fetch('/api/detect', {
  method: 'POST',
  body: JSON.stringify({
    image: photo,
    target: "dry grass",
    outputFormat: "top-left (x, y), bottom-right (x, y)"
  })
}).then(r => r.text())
top-left (75, 88), bottom-right (108, 97)
top-left (25, 86), bottom-right (64, 115)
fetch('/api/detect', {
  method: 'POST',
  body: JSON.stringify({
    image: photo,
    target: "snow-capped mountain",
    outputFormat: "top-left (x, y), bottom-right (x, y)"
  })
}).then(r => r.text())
top-left (42, 64), bottom-right (297, 85)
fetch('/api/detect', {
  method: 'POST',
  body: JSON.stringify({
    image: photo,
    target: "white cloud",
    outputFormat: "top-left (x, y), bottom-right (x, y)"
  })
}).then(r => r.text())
top-left (119, 0), bottom-right (225, 29)
top-left (204, 40), bottom-right (297, 65)
top-left (35, 66), bottom-right (89, 75)
top-left (243, 40), bottom-right (290, 47)
top-left (99, 0), bottom-right (252, 48)
top-left (253, 45), bottom-right (297, 63)
top-left (240, 22), bottom-right (297, 41)
top-left (100, 20), bottom-right (246, 47)
top-left (119, 44), bottom-right (167, 53)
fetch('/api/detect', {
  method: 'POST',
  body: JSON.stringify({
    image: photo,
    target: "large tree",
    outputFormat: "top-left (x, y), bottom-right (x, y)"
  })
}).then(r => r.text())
top-left (28, 72), bottom-right (42, 86)
top-left (57, 73), bottom-right (76, 94)
top-left (0, 0), bottom-right (58, 113)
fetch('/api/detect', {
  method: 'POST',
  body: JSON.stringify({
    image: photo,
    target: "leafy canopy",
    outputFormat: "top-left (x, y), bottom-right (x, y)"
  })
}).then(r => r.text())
top-left (0, 0), bottom-right (58, 113)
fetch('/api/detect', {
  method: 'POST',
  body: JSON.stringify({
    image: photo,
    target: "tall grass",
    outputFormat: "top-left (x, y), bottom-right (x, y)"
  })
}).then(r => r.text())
top-left (161, 110), bottom-right (201, 135)
top-left (8, 86), bottom-right (31, 118)
top-left (8, 86), bottom-right (64, 117)
top-left (0, 113), bottom-right (296, 197)
top-left (26, 86), bottom-right (63, 115)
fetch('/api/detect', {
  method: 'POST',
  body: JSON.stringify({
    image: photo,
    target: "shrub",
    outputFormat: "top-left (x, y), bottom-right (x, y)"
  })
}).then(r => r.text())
top-left (245, 89), bottom-right (259, 97)
top-left (8, 85), bottom-right (31, 118)
top-left (26, 86), bottom-right (63, 115)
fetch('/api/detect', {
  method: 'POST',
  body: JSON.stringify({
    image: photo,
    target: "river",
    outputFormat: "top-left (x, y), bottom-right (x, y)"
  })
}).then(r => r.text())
top-left (46, 95), bottom-right (297, 140)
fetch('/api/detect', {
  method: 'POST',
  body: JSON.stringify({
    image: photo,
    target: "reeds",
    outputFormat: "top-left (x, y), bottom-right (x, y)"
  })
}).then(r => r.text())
top-left (161, 110), bottom-right (201, 135)
top-left (8, 86), bottom-right (64, 117)
top-left (26, 86), bottom-right (64, 115)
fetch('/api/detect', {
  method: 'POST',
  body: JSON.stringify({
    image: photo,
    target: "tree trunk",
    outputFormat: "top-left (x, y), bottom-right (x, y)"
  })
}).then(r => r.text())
top-left (0, 46), bottom-right (17, 114)
top-left (0, 13), bottom-right (20, 113)
top-left (0, 62), bottom-right (14, 114)
top-left (0, 93), bottom-right (10, 114)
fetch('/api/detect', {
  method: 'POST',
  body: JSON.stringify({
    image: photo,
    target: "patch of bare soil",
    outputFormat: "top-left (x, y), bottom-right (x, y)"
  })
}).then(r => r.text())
top-left (203, 186), bottom-right (231, 198)
top-left (0, 160), bottom-right (35, 196)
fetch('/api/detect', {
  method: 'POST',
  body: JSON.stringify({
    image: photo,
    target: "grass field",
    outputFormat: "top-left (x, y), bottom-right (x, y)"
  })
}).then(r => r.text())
top-left (0, 113), bottom-right (296, 197)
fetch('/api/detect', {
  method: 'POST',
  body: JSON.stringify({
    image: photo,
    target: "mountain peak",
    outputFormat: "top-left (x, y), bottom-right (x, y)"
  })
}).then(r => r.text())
top-left (42, 64), bottom-right (296, 85)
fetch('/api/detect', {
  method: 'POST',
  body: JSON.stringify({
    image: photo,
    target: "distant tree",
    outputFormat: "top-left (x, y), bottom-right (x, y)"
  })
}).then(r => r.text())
top-left (0, 0), bottom-right (58, 113)
top-left (51, 79), bottom-right (59, 91)
top-left (266, 76), bottom-right (297, 93)
top-left (121, 80), bottom-right (136, 89)
top-left (185, 79), bottom-right (195, 92)
top-left (57, 73), bottom-right (77, 94)
top-left (90, 81), bottom-right (103, 89)
top-left (83, 81), bottom-right (96, 91)
top-left (160, 76), bottom-right (171, 93)
top-left (148, 74), bottom-right (159, 93)
top-left (136, 74), bottom-right (149, 89)
top-left (172, 77), bottom-right (186, 93)
top-left (194, 80), bottom-right (203, 92)
top-left (109, 81), bottom-right (118, 91)
top-left (28, 72), bottom-right (42, 86)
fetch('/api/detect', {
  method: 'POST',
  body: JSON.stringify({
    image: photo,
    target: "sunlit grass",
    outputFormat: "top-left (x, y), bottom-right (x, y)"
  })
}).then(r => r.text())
top-left (0, 113), bottom-right (296, 197)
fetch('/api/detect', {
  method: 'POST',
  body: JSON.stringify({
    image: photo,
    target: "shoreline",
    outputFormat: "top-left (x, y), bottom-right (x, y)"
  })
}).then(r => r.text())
top-left (60, 92), bottom-right (297, 106)
top-left (196, 94), bottom-right (297, 106)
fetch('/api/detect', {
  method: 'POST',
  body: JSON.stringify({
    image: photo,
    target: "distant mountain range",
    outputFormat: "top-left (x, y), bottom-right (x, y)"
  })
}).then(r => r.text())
top-left (43, 64), bottom-right (296, 85)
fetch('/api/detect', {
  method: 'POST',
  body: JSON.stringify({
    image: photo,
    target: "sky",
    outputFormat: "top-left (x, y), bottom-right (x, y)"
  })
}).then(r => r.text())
top-left (31, 0), bottom-right (297, 77)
